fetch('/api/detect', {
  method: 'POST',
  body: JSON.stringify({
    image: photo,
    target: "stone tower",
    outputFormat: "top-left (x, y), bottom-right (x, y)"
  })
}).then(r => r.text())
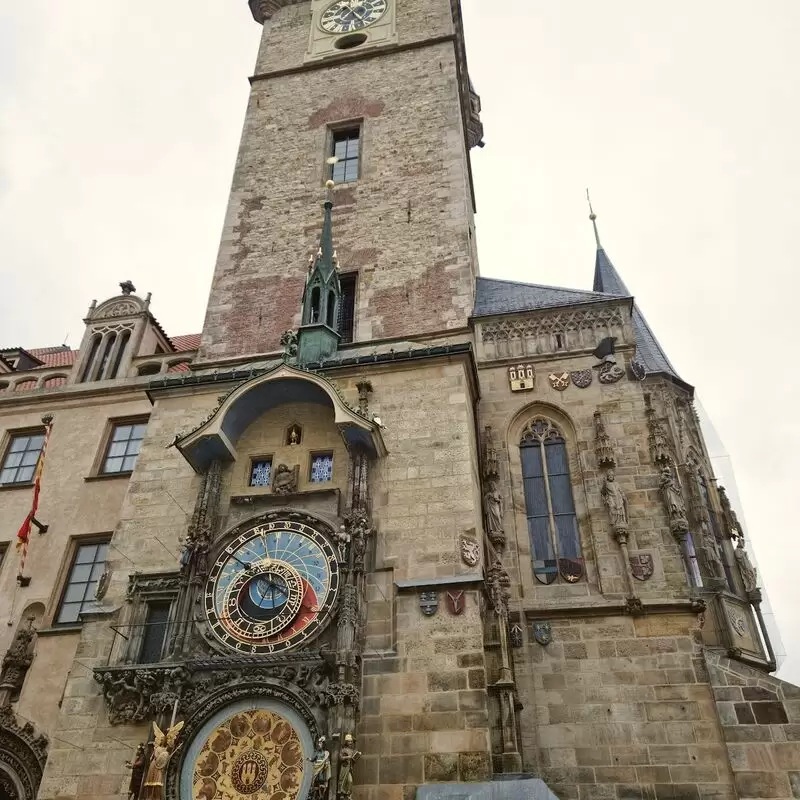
top-left (1, 2), bottom-right (797, 800)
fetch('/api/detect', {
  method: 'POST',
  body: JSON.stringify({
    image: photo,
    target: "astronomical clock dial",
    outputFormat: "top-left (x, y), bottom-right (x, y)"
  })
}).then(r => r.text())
top-left (320, 0), bottom-right (388, 33)
top-left (205, 520), bottom-right (339, 655)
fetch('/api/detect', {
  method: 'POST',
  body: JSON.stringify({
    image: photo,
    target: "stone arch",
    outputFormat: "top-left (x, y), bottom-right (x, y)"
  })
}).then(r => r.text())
top-left (0, 709), bottom-right (48, 800)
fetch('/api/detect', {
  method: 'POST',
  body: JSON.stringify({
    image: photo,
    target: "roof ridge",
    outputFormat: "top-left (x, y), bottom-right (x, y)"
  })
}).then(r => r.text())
top-left (477, 274), bottom-right (628, 299)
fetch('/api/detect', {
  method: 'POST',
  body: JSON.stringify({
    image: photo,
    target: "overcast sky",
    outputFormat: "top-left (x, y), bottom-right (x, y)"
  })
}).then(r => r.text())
top-left (1, 2), bottom-right (798, 684)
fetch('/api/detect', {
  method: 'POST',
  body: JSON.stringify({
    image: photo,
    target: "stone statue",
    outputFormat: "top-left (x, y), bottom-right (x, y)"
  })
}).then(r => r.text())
top-left (308, 735), bottom-right (331, 800)
top-left (0, 621), bottom-right (36, 704)
top-left (140, 720), bottom-right (183, 800)
top-left (280, 330), bottom-right (298, 359)
top-left (734, 537), bottom-right (758, 592)
top-left (718, 486), bottom-right (744, 539)
top-left (600, 470), bottom-right (628, 533)
top-left (125, 744), bottom-right (147, 800)
top-left (337, 733), bottom-right (361, 799)
top-left (484, 479), bottom-right (504, 543)
top-left (272, 463), bottom-right (298, 495)
top-left (697, 523), bottom-right (727, 585)
top-left (659, 466), bottom-right (688, 531)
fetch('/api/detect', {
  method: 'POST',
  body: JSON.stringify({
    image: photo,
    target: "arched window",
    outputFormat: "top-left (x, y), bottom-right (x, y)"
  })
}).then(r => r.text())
top-left (109, 330), bottom-right (131, 379)
top-left (79, 333), bottom-right (102, 382)
top-left (310, 287), bottom-right (320, 323)
top-left (520, 417), bottom-right (582, 584)
top-left (326, 290), bottom-right (336, 328)
top-left (96, 333), bottom-right (117, 380)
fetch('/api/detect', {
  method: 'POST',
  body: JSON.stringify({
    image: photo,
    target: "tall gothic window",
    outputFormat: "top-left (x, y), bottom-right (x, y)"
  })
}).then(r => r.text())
top-left (520, 417), bottom-right (582, 584)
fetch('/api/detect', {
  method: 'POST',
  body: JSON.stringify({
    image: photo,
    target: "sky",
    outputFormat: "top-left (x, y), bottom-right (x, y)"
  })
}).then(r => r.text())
top-left (1, 2), bottom-right (798, 683)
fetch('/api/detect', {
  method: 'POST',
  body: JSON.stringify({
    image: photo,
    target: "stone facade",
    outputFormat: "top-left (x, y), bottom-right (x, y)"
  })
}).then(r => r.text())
top-left (0, 2), bottom-right (796, 800)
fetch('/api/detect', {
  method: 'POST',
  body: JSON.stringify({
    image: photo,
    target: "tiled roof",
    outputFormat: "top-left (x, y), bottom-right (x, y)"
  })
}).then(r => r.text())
top-left (473, 277), bottom-right (615, 318)
top-left (28, 346), bottom-right (77, 369)
top-left (170, 333), bottom-right (201, 352)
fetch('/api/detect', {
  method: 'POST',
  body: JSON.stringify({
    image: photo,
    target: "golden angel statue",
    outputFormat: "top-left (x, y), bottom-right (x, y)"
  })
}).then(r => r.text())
top-left (140, 720), bottom-right (184, 800)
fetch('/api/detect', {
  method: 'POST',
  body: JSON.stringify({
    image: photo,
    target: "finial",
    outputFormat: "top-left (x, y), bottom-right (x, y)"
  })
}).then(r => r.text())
top-left (586, 188), bottom-right (602, 250)
top-left (119, 280), bottom-right (136, 296)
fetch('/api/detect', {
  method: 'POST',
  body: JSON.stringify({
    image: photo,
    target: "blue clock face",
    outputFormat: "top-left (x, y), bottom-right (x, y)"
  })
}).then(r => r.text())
top-left (205, 520), bottom-right (339, 654)
top-left (320, 0), bottom-right (388, 33)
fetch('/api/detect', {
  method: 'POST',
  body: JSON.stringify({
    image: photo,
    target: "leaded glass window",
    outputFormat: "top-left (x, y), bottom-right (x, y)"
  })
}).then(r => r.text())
top-left (330, 128), bottom-right (360, 183)
top-left (250, 459), bottom-right (273, 487)
top-left (310, 453), bottom-right (334, 483)
top-left (0, 431), bottom-right (45, 485)
top-left (520, 417), bottom-right (582, 583)
top-left (102, 421), bottom-right (147, 474)
top-left (56, 539), bottom-right (109, 625)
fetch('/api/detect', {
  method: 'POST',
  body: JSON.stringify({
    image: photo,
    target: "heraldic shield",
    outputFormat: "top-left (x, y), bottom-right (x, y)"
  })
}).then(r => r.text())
top-left (558, 557), bottom-right (584, 583)
top-left (533, 621), bottom-right (552, 646)
top-left (419, 591), bottom-right (438, 616)
top-left (533, 559), bottom-right (558, 585)
top-left (630, 554), bottom-right (654, 581)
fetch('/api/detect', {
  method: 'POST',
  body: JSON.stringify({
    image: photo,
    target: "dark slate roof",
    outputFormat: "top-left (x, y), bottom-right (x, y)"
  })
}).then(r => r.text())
top-left (592, 247), bottom-right (682, 381)
top-left (473, 277), bottom-right (616, 317)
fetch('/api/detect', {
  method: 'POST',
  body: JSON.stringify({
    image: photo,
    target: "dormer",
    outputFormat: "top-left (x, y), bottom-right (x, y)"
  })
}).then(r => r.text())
top-left (0, 348), bottom-right (45, 372)
top-left (71, 281), bottom-right (175, 384)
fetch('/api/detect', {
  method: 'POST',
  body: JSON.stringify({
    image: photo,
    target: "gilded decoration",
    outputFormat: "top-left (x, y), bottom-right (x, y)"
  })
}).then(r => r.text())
top-left (192, 709), bottom-right (304, 800)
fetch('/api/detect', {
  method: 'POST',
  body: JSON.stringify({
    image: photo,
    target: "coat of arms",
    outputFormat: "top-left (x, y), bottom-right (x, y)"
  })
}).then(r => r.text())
top-left (570, 369), bottom-right (592, 389)
top-left (460, 536), bottom-right (480, 567)
top-left (548, 372), bottom-right (570, 391)
top-left (533, 559), bottom-right (558, 585)
top-left (629, 359), bottom-right (647, 381)
top-left (509, 623), bottom-right (523, 648)
top-left (533, 621), bottom-right (552, 646)
top-left (598, 363), bottom-right (625, 384)
top-left (508, 364), bottom-right (535, 392)
top-left (445, 590), bottom-right (465, 616)
top-left (558, 557), bottom-right (584, 583)
top-left (629, 553), bottom-right (654, 581)
top-left (419, 591), bottom-right (438, 616)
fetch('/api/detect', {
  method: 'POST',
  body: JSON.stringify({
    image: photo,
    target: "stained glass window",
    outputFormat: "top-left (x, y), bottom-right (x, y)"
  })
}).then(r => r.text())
top-left (520, 417), bottom-right (582, 582)
top-left (250, 459), bottom-right (273, 487)
top-left (102, 421), bottom-right (147, 474)
top-left (0, 431), bottom-right (45, 485)
top-left (310, 453), bottom-right (334, 483)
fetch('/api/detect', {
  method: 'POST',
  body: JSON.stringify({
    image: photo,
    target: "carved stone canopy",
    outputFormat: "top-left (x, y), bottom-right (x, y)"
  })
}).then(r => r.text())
top-left (175, 364), bottom-right (386, 472)
top-left (0, 707), bottom-right (48, 800)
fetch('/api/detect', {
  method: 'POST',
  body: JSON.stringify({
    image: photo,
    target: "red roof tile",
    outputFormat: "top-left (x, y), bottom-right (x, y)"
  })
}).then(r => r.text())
top-left (27, 347), bottom-right (78, 369)
top-left (170, 333), bottom-right (201, 352)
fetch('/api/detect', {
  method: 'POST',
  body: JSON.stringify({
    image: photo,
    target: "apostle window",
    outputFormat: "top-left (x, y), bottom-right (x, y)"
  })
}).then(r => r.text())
top-left (330, 128), bottom-right (361, 183)
top-left (0, 430), bottom-right (45, 486)
top-left (55, 537), bottom-right (110, 625)
top-left (310, 453), bottom-right (334, 483)
top-left (250, 458), bottom-right (273, 487)
top-left (520, 417), bottom-right (583, 584)
top-left (101, 420), bottom-right (147, 475)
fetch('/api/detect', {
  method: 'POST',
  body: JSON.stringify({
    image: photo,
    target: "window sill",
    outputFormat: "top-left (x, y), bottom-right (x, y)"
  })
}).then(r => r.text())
top-left (84, 472), bottom-right (132, 482)
top-left (0, 482), bottom-right (35, 492)
top-left (37, 625), bottom-right (83, 637)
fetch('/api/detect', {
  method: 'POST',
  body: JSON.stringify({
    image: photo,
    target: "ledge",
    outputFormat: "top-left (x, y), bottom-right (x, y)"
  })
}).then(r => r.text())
top-left (0, 482), bottom-right (34, 492)
top-left (84, 473), bottom-right (132, 482)
top-left (231, 487), bottom-right (339, 505)
top-left (395, 573), bottom-right (483, 590)
top-left (521, 598), bottom-right (705, 621)
top-left (36, 625), bottom-right (82, 637)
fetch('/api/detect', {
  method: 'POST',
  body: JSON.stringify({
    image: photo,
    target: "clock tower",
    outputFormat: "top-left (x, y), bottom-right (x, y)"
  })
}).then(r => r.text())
top-left (198, 0), bottom-right (484, 362)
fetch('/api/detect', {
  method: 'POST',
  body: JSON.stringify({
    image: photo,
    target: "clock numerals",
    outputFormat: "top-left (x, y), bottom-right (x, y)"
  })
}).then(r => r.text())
top-left (320, 0), bottom-right (388, 34)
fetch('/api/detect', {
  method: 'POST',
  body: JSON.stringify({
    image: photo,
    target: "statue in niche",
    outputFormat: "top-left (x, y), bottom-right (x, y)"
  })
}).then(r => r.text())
top-left (659, 465), bottom-right (688, 531)
top-left (337, 733), bottom-right (361, 799)
top-left (140, 721), bottom-right (183, 800)
top-left (272, 463), bottom-right (298, 495)
top-left (125, 744), bottom-right (147, 800)
top-left (734, 537), bottom-right (758, 592)
top-left (308, 736), bottom-right (331, 800)
top-left (484, 479), bottom-right (504, 544)
top-left (287, 424), bottom-right (302, 446)
top-left (600, 470), bottom-right (628, 533)
top-left (0, 618), bottom-right (36, 704)
top-left (697, 523), bottom-right (727, 585)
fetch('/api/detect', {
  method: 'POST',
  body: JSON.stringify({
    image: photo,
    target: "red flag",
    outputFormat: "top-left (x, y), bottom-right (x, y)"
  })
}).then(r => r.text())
top-left (16, 418), bottom-right (53, 563)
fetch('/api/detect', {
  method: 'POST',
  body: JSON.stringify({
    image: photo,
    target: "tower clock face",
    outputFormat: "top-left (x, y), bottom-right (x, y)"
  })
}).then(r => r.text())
top-left (320, 0), bottom-right (388, 33)
top-left (205, 519), bottom-right (339, 655)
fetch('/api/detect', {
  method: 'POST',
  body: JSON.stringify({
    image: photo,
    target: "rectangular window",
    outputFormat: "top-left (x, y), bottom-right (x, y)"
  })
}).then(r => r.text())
top-left (338, 274), bottom-right (357, 343)
top-left (138, 600), bottom-right (172, 664)
top-left (55, 538), bottom-right (110, 625)
top-left (0, 431), bottom-right (45, 485)
top-left (330, 128), bottom-right (360, 183)
top-left (102, 421), bottom-right (147, 474)
top-left (310, 453), bottom-right (334, 483)
top-left (0, 543), bottom-right (7, 570)
top-left (250, 458), bottom-right (273, 487)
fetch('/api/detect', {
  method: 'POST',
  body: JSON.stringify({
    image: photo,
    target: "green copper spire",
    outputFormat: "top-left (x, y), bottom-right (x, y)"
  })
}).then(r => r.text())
top-left (297, 181), bottom-right (343, 364)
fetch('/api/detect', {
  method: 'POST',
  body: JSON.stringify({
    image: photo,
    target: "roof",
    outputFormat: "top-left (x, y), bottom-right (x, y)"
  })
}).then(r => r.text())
top-left (592, 247), bottom-right (682, 380)
top-left (473, 277), bottom-right (617, 318)
top-left (28, 346), bottom-right (77, 369)
top-left (170, 333), bottom-right (202, 352)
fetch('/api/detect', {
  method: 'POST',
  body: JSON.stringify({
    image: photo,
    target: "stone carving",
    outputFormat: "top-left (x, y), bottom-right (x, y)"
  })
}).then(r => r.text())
top-left (629, 554), bottom-right (654, 581)
top-left (119, 280), bottom-right (136, 295)
top-left (624, 596), bottom-right (645, 616)
top-left (509, 623), bottom-right (523, 648)
top-left (570, 369), bottom-right (592, 388)
top-left (558, 558), bottom-right (584, 583)
top-left (0, 706), bottom-right (48, 800)
top-left (336, 734), bottom-right (361, 800)
top-left (508, 363), bottom-right (534, 392)
top-left (95, 300), bottom-right (139, 319)
top-left (126, 744), bottom-right (147, 800)
top-left (482, 426), bottom-right (499, 481)
top-left (598, 362), bottom-right (625, 384)
top-left (319, 682), bottom-right (360, 707)
top-left (735, 537), bottom-right (758, 592)
top-left (445, 590), bottom-right (465, 616)
top-left (419, 591), bottom-right (438, 617)
top-left (308, 736), bottom-right (331, 800)
top-left (486, 559), bottom-right (511, 614)
top-left (600, 470), bottom-right (628, 535)
top-left (460, 535), bottom-right (480, 567)
top-left (593, 410), bottom-right (616, 468)
top-left (718, 486), bottom-right (744, 539)
top-left (0, 620), bottom-right (36, 703)
top-left (287, 424), bottom-right (302, 445)
top-left (728, 609), bottom-right (748, 637)
top-left (659, 465), bottom-right (688, 533)
top-left (548, 371), bottom-right (569, 391)
top-left (94, 568), bottom-right (112, 601)
top-left (593, 336), bottom-right (617, 364)
top-left (127, 571), bottom-right (182, 600)
top-left (696, 525), bottom-right (727, 587)
top-left (646, 405), bottom-right (672, 465)
top-left (341, 512), bottom-right (372, 571)
top-left (532, 622), bottom-right (552, 647)
top-left (272, 463), bottom-right (298, 495)
top-left (629, 358), bottom-right (647, 381)
top-left (280, 330), bottom-right (298, 360)
top-left (141, 721), bottom-right (183, 800)
top-left (355, 379), bottom-right (373, 415)
top-left (483, 479), bottom-right (505, 548)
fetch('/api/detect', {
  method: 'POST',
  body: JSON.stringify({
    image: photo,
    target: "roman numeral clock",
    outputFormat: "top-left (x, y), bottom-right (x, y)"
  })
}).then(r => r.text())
top-left (320, 0), bottom-right (387, 34)
top-left (306, 0), bottom-right (397, 60)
